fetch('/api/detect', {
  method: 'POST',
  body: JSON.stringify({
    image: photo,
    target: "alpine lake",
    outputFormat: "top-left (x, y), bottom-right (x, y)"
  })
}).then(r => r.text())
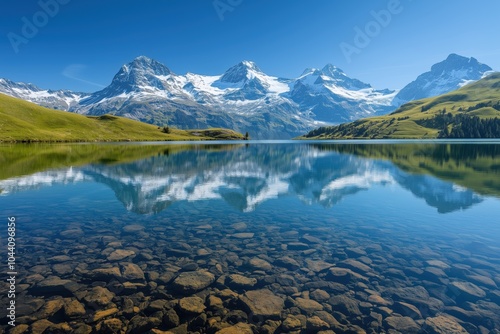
top-left (1, 140), bottom-right (500, 334)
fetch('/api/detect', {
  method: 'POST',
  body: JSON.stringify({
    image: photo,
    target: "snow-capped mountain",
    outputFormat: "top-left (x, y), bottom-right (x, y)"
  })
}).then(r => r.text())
top-left (0, 78), bottom-right (88, 110)
top-left (0, 57), bottom-right (397, 138)
top-left (74, 57), bottom-right (314, 139)
top-left (289, 64), bottom-right (396, 123)
top-left (0, 54), bottom-right (494, 138)
top-left (214, 60), bottom-right (291, 100)
top-left (393, 54), bottom-right (493, 106)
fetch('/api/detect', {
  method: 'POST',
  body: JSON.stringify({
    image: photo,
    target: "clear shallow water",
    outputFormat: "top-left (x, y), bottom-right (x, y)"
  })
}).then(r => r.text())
top-left (1, 141), bottom-right (500, 333)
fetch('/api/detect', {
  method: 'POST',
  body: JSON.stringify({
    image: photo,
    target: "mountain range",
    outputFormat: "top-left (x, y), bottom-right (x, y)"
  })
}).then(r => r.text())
top-left (0, 54), bottom-right (493, 139)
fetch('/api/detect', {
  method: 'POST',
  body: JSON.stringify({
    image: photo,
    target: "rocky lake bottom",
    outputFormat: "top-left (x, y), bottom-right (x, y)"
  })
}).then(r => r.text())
top-left (1, 206), bottom-right (500, 334)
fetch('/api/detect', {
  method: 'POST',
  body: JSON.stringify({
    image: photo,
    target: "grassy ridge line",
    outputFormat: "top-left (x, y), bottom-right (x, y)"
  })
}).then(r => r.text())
top-left (0, 93), bottom-right (244, 142)
top-left (299, 73), bottom-right (500, 139)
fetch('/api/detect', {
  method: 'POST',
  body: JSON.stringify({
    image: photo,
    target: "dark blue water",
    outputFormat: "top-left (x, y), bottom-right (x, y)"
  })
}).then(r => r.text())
top-left (1, 141), bottom-right (499, 333)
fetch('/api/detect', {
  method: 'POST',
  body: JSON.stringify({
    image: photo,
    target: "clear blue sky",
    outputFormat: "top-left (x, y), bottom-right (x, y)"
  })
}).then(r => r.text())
top-left (1, 0), bottom-right (499, 92)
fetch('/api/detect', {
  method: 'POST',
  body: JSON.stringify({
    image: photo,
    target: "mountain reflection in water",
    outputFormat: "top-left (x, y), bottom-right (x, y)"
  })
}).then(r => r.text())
top-left (1, 142), bottom-right (497, 214)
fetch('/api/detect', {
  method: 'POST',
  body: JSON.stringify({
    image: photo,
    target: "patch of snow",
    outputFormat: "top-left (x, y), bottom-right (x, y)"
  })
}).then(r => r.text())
top-left (320, 171), bottom-right (394, 201)
top-left (0, 168), bottom-right (87, 195)
top-left (244, 177), bottom-right (290, 212)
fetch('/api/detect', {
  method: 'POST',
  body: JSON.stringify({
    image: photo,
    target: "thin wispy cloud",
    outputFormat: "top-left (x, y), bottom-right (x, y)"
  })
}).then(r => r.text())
top-left (62, 64), bottom-right (105, 89)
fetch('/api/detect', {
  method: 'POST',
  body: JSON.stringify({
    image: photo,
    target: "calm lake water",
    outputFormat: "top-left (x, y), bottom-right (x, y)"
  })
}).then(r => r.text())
top-left (1, 141), bottom-right (500, 333)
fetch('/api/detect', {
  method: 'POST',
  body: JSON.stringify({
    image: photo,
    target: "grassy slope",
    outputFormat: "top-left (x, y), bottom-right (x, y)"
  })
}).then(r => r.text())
top-left (300, 73), bottom-right (500, 139)
top-left (0, 93), bottom-right (244, 142)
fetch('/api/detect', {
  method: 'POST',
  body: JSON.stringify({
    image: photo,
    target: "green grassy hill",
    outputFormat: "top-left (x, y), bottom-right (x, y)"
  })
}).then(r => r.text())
top-left (0, 93), bottom-right (244, 142)
top-left (300, 73), bottom-right (500, 139)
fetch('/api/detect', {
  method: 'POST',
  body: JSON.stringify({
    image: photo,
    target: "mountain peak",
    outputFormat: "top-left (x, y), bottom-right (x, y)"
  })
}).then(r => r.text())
top-left (125, 56), bottom-right (172, 75)
top-left (318, 64), bottom-right (371, 90)
top-left (132, 55), bottom-right (153, 63)
top-left (299, 65), bottom-right (346, 79)
top-left (95, 56), bottom-right (172, 95)
top-left (320, 64), bottom-right (345, 77)
top-left (240, 60), bottom-right (261, 71)
top-left (447, 53), bottom-right (465, 60)
top-left (219, 61), bottom-right (264, 83)
top-left (300, 67), bottom-right (319, 76)
top-left (393, 54), bottom-right (493, 106)
top-left (431, 54), bottom-right (491, 73)
top-left (445, 53), bottom-right (477, 63)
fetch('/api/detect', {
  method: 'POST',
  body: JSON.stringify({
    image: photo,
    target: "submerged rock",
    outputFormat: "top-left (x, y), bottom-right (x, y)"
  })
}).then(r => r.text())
top-left (305, 259), bottom-right (334, 273)
top-left (306, 315), bottom-right (330, 332)
top-left (326, 267), bottom-right (368, 284)
top-left (29, 277), bottom-right (80, 297)
top-left (99, 318), bottom-right (123, 333)
top-left (35, 299), bottom-right (64, 319)
top-left (121, 263), bottom-right (145, 282)
top-left (384, 316), bottom-right (420, 333)
top-left (83, 286), bottom-right (114, 308)
top-left (248, 258), bottom-right (272, 272)
top-left (172, 270), bottom-right (215, 294)
top-left (64, 299), bottom-right (86, 319)
top-left (295, 297), bottom-right (324, 314)
top-left (275, 256), bottom-right (300, 270)
top-left (178, 296), bottom-right (206, 314)
top-left (29, 319), bottom-right (54, 334)
top-left (88, 267), bottom-right (122, 281)
top-left (215, 322), bottom-right (253, 334)
top-left (310, 289), bottom-right (330, 302)
top-left (330, 294), bottom-right (361, 316)
top-left (92, 308), bottom-right (119, 322)
top-left (367, 294), bottom-right (392, 307)
top-left (126, 315), bottom-right (161, 334)
top-left (107, 249), bottom-right (136, 261)
top-left (338, 259), bottom-right (372, 275)
top-left (227, 274), bottom-right (257, 289)
top-left (282, 315), bottom-right (303, 331)
top-left (422, 315), bottom-right (468, 334)
top-left (287, 242), bottom-right (309, 250)
top-left (393, 301), bottom-right (422, 319)
top-left (123, 224), bottom-right (145, 233)
top-left (240, 289), bottom-right (284, 318)
top-left (448, 281), bottom-right (486, 300)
